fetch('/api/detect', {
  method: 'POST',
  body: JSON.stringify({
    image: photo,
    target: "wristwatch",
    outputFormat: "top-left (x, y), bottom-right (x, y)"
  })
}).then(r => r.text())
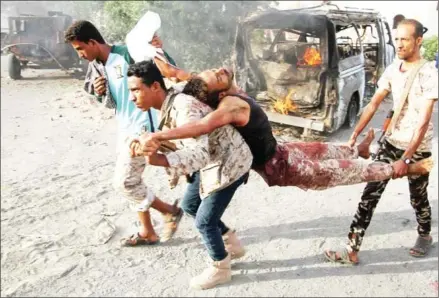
top-left (401, 157), bottom-right (411, 165)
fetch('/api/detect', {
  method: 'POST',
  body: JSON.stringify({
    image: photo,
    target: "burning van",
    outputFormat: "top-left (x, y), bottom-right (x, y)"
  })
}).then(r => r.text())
top-left (233, 6), bottom-right (395, 137)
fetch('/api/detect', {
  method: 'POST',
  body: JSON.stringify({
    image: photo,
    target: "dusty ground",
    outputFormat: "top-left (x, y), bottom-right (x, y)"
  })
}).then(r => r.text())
top-left (1, 59), bottom-right (438, 297)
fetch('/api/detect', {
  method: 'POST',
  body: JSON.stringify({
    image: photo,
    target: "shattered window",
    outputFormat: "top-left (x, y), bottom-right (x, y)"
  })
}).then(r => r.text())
top-left (336, 25), bottom-right (362, 59)
top-left (249, 28), bottom-right (322, 67)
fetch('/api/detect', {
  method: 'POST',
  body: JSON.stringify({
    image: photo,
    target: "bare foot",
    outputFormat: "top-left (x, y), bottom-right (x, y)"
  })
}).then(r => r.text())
top-left (407, 157), bottom-right (434, 176)
top-left (357, 128), bottom-right (375, 159)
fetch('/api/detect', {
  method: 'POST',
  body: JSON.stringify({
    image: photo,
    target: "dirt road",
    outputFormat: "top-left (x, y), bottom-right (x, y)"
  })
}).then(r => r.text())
top-left (1, 59), bottom-right (438, 297)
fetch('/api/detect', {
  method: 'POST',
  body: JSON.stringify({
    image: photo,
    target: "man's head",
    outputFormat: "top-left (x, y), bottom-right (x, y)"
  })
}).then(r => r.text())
top-left (395, 19), bottom-right (424, 61)
top-left (182, 67), bottom-right (235, 108)
top-left (127, 60), bottom-right (167, 111)
top-left (64, 20), bottom-right (106, 61)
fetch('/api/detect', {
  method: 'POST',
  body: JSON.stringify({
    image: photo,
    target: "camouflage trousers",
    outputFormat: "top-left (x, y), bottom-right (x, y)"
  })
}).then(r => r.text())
top-left (113, 135), bottom-right (156, 212)
top-left (348, 140), bottom-right (432, 252)
top-left (255, 141), bottom-right (394, 190)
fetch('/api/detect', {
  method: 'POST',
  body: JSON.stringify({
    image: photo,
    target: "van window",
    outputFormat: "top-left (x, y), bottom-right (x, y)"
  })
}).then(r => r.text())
top-left (336, 25), bottom-right (362, 60)
top-left (249, 28), bottom-right (322, 67)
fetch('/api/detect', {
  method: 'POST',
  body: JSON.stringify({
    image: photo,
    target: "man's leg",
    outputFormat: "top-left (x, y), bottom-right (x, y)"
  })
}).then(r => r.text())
top-left (283, 128), bottom-right (375, 160)
top-left (181, 171), bottom-right (230, 235)
top-left (113, 138), bottom-right (181, 245)
top-left (408, 151), bottom-right (433, 257)
top-left (190, 174), bottom-right (248, 290)
top-left (322, 141), bottom-right (398, 264)
top-left (181, 172), bottom-right (244, 259)
top-left (323, 143), bottom-right (432, 263)
top-left (263, 140), bottom-right (432, 190)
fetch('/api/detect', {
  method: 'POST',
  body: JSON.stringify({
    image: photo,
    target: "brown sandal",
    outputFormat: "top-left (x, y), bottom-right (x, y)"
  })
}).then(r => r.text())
top-left (324, 246), bottom-right (359, 265)
top-left (120, 233), bottom-right (160, 247)
top-left (409, 236), bottom-right (433, 257)
top-left (161, 200), bottom-right (184, 242)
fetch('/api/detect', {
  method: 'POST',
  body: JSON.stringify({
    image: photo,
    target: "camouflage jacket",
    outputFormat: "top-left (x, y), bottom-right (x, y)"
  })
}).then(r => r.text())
top-left (160, 90), bottom-right (253, 198)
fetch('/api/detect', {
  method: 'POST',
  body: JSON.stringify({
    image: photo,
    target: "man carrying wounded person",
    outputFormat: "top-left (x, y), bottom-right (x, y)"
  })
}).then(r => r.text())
top-left (132, 67), bottom-right (434, 190)
top-left (127, 60), bottom-right (252, 290)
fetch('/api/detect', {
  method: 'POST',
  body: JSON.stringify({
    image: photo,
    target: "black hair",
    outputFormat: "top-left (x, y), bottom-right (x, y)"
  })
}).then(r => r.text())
top-left (393, 14), bottom-right (405, 29)
top-left (399, 19), bottom-right (426, 38)
top-left (127, 60), bottom-right (167, 91)
top-left (64, 20), bottom-right (106, 44)
top-left (182, 76), bottom-right (231, 109)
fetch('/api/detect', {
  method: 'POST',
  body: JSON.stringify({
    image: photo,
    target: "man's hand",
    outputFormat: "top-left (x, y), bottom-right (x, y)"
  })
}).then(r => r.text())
top-left (150, 34), bottom-right (163, 48)
top-left (392, 159), bottom-right (409, 179)
top-left (138, 133), bottom-right (161, 156)
top-left (93, 76), bottom-right (106, 96)
top-left (129, 139), bottom-right (143, 157)
top-left (348, 132), bottom-right (359, 148)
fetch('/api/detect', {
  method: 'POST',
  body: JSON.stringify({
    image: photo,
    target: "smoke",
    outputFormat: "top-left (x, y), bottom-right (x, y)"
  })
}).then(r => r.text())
top-left (1, 1), bottom-right (274, 72)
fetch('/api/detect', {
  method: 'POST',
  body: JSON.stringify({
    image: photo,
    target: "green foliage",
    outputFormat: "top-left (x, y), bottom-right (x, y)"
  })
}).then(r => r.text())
top-left (422, 35), bottom-right (438, 61)
top-left (99, 1), bottom-right (275, 71)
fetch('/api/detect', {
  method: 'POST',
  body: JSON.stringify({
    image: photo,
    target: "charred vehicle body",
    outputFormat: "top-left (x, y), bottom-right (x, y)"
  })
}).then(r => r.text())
top-left (1, 11), bottom-right (87, 79)
top-left (233, 6), bottom-right (395, 136)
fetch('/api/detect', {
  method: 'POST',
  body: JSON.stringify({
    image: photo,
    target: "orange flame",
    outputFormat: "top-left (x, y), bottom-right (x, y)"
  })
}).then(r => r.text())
top-left (272, 89), bottom-right (297, 115)
top-left (300, 47), bottom-right (322, 66)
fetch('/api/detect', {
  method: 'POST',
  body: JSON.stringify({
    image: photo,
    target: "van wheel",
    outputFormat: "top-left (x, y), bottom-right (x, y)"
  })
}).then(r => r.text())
top-left (8, 54), bottom-right (22, 80)
top-left (344, 97), bottom-right (358, 128)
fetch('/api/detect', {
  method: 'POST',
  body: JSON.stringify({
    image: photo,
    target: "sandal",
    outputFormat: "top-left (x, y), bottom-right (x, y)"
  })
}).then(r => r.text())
top-left (409, 236), bottom-right (433, 258)
top-left (324, 246), bottom-right (359, 265)
top-left (161, 200), bottom-right (184, 242)
top-left (120, 233), bottom-right (160, 247)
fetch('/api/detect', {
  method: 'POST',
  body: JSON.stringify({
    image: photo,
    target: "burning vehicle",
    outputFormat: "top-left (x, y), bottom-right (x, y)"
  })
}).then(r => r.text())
top-left (1, 11), bottom-right (87, 79)
top-left (233, 5), bottom-right (395, 137)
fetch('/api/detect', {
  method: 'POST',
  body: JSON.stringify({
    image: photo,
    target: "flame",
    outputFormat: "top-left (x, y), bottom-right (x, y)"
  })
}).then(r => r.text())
top-left (300, 47), bottom-right (322, 66)
top-left (272, 89), bottom-right (297, 115)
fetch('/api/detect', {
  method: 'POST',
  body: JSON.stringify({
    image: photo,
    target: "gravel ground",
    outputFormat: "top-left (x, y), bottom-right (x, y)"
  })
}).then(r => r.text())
top-left (1, 58), bottom-right (438, 297)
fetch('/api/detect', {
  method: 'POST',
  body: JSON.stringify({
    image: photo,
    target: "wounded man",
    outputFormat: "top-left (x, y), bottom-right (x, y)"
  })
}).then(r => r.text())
top-left (133, 67), bottom-right (434, 191)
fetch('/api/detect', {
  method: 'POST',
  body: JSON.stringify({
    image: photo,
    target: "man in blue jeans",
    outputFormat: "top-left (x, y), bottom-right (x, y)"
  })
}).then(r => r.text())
top-left (127, 61), bottom-right (251, 290)
top-left (181, 170), bottom-right (247, 261)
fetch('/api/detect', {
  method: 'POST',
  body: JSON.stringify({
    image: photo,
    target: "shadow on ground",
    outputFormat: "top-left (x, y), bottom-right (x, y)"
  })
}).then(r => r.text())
top-left (229, 245), bottom-right (438, 285)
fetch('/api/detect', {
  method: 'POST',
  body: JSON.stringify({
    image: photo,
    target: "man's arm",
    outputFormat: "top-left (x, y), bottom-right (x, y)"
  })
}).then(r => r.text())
top-left (401, 64), bottom-right (438, 159)
top-left (402, 99), bottom-right (437, 159)
top-left (154, 56), bottom-right (192, 82)
top-left (154, 101), bottom-right (243, 141)
top-left (392, 63), bottom-right (438, 179)
top-left (349, 64), bottom-right (394, 146)
top-left (149, 94), bottom-right (212, 176)
top-left (351, 89), bottom-right (390, 140)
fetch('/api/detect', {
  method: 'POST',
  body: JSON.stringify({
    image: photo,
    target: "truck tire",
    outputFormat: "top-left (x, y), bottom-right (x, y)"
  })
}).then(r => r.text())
top-left (344, 96), bottom-right (359, 128)
top-left (7, 54), bottom-right (21, 80)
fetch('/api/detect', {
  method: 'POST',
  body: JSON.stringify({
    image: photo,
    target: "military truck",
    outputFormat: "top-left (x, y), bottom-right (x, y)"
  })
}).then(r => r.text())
top-left (1, 11), bottom-right (87, 79)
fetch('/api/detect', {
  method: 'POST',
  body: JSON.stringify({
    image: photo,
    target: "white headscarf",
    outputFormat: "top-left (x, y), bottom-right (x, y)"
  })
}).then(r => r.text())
top-left (126, 11), bottom-right (166, 63)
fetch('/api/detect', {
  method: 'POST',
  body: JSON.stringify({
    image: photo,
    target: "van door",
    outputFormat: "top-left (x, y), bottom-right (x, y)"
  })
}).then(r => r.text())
top-left (381, 19), bottom-right (396, 67)
top-left (334, 23), bottom-right (365, 130)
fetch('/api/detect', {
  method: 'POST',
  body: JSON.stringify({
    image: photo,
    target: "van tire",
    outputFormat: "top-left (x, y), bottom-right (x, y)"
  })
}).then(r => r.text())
top-left (7, 54), bottom-right (21, 80)
top-left (344, 96), bottom-right (358, 128)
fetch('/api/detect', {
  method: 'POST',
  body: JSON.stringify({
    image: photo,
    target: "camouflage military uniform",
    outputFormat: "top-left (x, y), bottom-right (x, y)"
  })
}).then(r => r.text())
top-left (160, 92), bottom-right (253, 198)
top-left (347, 61), bottom-right (438, 252)
top-left (255, 142), bottom-right (394, 190)
top-left (113, 134), bottom-right (157, 212)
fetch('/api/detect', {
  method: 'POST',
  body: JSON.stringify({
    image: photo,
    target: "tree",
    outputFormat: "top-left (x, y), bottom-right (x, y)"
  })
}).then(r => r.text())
top-left (101, 1), bottom-right (275, 71)
top-left (422, 35), bottom-right (438, 62)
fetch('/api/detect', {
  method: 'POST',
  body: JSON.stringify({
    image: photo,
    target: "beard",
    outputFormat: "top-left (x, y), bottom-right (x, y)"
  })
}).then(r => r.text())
top-left (206, 91), bottom-right (222, 109)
